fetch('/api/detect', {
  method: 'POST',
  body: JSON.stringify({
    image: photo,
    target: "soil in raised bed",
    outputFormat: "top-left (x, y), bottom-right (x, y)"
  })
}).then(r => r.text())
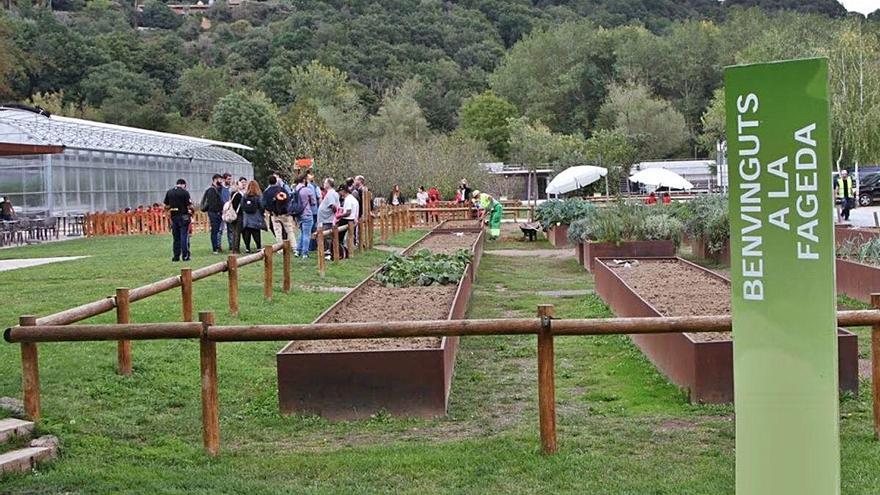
top-left (440, 219), bottom-right (482, 229)
top-left (408, 232), bottom-right (479, 254)
top-left (292, 280), bottom-right (457, 352)
top-left (607, 259), bottom-right (731, 342)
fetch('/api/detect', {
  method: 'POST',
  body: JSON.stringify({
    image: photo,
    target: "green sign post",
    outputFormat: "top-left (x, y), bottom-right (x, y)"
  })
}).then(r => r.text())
top-left (725, 58), bottom-right (839, 494)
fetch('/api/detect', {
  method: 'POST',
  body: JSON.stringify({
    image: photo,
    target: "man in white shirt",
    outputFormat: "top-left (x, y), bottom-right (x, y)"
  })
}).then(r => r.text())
top-left (338, 185), bottom-right (359, 258)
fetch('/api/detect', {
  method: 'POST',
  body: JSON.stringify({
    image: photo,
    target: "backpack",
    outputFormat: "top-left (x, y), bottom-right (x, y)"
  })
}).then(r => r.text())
top-left (221, 192), bottom-right (240, 223)
top-left (288, 186), bottom-right (306, 217)
top-left (242, 196), bottom-right (259, 214)
top-left (272, 190), bottom-right (290, 215)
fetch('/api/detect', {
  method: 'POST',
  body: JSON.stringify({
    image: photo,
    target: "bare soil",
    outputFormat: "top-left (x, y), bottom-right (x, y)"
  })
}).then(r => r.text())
top-left (292, 280), bottom-right (457, 352)
top-left (607, 259), bottom-right (731, 342)
top-left (439, 219), bottom-right (483, 229)
top-left (407, 232), bottom-right (479, 254)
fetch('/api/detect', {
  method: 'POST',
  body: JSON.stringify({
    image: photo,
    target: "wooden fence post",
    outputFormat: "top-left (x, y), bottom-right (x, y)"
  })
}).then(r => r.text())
top-left (198, 311), bottom-right (220, 456)
top-left (181, 268), bottom-right (193, 322)
top-left (115, 288), bottom-right (132, 376)
top-left (227, 255), bottom-right (238, 317)
top-left (263, 246), bottom-right (273, 301)
top-left (331, 226), bottom-right (341, 261)
top-left (19, 315), bottom-right (40, 421)
top-left (381, 208), bottom-right (388, 242)
top-left (872, 293), bottom-right (880, 440)
top-left (366, 189), bottom-right (374, 249)
top-left (537, 304), bottom-right (557, 454)
top-left (317, 229), bottom-right (326, 277)
top-left (282, 239), bottom-right (292, 293)
top-left (346, 224), bottom-right (355, 257)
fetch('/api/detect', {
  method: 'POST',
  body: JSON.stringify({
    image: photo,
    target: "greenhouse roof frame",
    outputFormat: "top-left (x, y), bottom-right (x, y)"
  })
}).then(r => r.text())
top-left (0, 106), bottom-right (253, 159)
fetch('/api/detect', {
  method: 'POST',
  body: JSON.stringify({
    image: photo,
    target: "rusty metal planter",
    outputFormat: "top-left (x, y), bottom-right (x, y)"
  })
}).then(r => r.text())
top-left (835, 225), bottom-right (880, 248)
top-left (594, 257), bottom-right (859, 403)
top-left (582, 240), bottom-right (676, 272)
top-left (545, 224), bottom-right (569, 248)
top-left (276, 230), bottom-right (483, 420)
top-left (689, 236), bottom-right (730, 265)
top-left (836, 258), bottom-right (880, 304)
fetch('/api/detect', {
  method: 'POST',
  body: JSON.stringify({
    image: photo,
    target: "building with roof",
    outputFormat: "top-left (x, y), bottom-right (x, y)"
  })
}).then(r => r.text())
top-left (0, 106), bottom-right (253, 216)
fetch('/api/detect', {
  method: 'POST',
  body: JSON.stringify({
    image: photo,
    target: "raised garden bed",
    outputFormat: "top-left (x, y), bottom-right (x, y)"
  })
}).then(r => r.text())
top-left (276, 229), bottom-right (483, 420)
top-left (582, 240), bottom-right (676, 273)
top-left (434, 219), bottom-right (484, 233)
top-left (594, 257), bottom-right (858, 403)
top-left (836, 258), bottom-right (880, 303)
top-left (545, 224), bottom-right (569, 248)
top-left (835, 225), bottom-right (880, 248)
top-left (688, 236), bottom-right (730, 265)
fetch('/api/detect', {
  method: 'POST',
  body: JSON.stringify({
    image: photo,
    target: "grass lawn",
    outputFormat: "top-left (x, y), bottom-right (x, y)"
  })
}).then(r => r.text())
top-left (0, 231), bottom-right (878, 493)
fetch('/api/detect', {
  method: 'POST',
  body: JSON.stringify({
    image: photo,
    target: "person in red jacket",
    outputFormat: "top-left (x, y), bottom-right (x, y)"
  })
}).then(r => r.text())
top-left (645, 192), bottom-right (657, 205)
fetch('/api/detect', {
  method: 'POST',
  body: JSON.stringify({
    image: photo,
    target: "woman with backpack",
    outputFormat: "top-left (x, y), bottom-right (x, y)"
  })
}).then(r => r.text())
top-left (241, 180), bottom-right (267, 253)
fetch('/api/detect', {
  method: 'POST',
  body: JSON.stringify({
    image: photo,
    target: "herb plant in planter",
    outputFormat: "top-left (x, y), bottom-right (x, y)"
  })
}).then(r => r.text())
top-left (535, 199), bottom-right (594, 247)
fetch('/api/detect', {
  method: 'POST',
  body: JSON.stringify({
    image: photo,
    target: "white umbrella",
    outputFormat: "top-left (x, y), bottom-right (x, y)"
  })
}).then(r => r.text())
top-left (629, 167), bottom-right (693, 190)
top-left (545, 166), bottom-right (608, 195)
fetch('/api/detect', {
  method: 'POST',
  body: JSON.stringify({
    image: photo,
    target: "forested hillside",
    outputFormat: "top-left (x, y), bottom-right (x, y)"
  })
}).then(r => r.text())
top-left (0, 0), bottom-right (877, 194)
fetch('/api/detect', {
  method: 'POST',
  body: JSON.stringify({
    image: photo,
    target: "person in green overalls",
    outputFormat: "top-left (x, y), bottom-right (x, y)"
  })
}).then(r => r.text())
top-left (473, 190), bottom-right (503, 239)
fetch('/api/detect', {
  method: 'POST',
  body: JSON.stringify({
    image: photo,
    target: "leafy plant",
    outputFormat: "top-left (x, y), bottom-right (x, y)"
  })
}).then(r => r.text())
top-left (566, 199), bottom-right (683, 246)
top-left (535, 198), bottom-right (595, 230)
top-left (839, 237), bottom-right (880, 265)
top-left (376, 249), bottom-right (473, 287)
top-left (678, 194), bottom-right (729, 254)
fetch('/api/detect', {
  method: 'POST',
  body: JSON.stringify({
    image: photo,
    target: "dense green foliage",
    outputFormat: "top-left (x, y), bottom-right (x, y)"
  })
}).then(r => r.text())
top-left (376, 249), bottom-right (473, 287)
top-left (2, 1), bottom-right (878, 194)
top-left (534, 198), bottom-right (595, 230)
top-left (677, 194), bottom-right (730, 254)
top-left (567, 201), bottom-right (683, 246)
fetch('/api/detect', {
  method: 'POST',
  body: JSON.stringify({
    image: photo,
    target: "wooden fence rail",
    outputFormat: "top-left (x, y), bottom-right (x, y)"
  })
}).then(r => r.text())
top-left (7, 306), bottom-right (880, 456)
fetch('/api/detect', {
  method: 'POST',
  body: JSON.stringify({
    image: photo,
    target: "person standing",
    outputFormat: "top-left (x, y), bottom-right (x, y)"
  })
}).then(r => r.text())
top-left (352, 175), bottom-right (366, 246)
top-left (338, 185), bottom-right (359, 258)
top-left (229, 177), bottom-right (246, 254)
top-left (835, 169), bottom-right (856, 222)
top-left (240, 180), bottom-right (266, 253)
top-left (416, 186), bottom-right (428, 223)
top-left (262, 175), bottom-right (297, 242)
top-left (220, 172), bottom-right (234, 250)
top-left (164, 179), bottom-right (193, 262)
top-left (427, 187), bottom-right (441, 223)
top-left (307, 172), bottom-right (322, 252)
top-left (317, 178), bottom-right (340, 259)
top-left (0, 196), bottom-right (14, 221)
top-left (201, 174), bottom-right (225, 254)
top-left (293, 175), bottom-right (316, 259)
top-left (458, 180), bottom-right (472, 203)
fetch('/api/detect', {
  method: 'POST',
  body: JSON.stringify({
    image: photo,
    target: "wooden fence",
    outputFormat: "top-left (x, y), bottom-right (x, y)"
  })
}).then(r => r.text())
top-left (6, 304), bottom-right (880, 457)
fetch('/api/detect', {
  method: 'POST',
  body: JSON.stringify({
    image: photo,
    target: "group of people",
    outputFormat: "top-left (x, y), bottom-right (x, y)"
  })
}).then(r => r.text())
top-left (163, 171), bottom-right (367, 263)
top-left (644, 191), bottom-right (672, 205)
top-left (0, 196), bottom-right (15, 221)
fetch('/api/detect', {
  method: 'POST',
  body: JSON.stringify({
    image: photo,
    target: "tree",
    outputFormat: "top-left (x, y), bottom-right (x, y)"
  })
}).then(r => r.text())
top-left (0, 16), bottom-right (23, 101)
top-left (290, 60), bottom-right (367, 143)
top-left (697, 88), bottom-right (725, 154)
top-left (584, 128), bottom-right (637, 194)
top-left (175, 64), bottom-right (232, 121)
top-left (80, 61), bottom-right (157, 107)
top-left (597, 83), bottom-right (690, 159)
top-left (506, 117), bottom-right (589, 170)
top-left (458, 91), bottom-right (519, 160)
top-left (368, 79), bottom-right (430, 140)
top-left (489, 21), bottom-right (616, 134)
top-left (279, 102), bottom-right (348, 181)
top-left (211, 90), bottom-right (288, 179)
top-left (140, 1), bottom-right (183, 30)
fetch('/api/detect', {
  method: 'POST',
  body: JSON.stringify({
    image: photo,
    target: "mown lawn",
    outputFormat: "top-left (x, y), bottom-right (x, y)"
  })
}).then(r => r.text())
top-left (0, 231), bottom-right (878, 494)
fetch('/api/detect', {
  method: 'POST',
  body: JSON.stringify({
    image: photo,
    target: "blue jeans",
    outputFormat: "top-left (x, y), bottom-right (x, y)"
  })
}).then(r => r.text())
top-left (309, 214), bottom-right (318, 251)
top-left (298, 215), bottom-right (314, 256)
top-left (207, 212), bottom-right (223, 252)
top-left (171, 214), bottom-right (191, 260)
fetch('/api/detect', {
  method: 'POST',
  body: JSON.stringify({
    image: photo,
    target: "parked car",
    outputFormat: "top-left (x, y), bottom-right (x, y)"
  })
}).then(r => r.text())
top-left (858, 172), bottom-right (880, 206)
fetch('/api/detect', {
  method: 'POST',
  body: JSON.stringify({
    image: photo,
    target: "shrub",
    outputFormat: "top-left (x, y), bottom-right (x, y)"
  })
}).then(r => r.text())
top-left (534, 198), bottom-right (595, 230)
top-left (678, 194), bottom-right (729, 254)
top-left (567, 200), bottom-right (683, 246)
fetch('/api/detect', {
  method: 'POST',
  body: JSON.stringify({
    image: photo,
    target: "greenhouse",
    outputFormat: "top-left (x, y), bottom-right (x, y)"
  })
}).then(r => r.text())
top-left (0, 105), bottom-right (253, 217)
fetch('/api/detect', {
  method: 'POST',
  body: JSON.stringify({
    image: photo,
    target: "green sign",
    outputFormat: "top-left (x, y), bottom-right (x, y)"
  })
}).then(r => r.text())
top-left (725, 58), bottom-right (839, 494)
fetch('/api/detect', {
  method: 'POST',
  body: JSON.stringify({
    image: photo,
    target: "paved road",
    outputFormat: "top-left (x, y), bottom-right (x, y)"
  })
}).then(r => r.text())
top-left (843, 205), bottom-right (880, 227)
